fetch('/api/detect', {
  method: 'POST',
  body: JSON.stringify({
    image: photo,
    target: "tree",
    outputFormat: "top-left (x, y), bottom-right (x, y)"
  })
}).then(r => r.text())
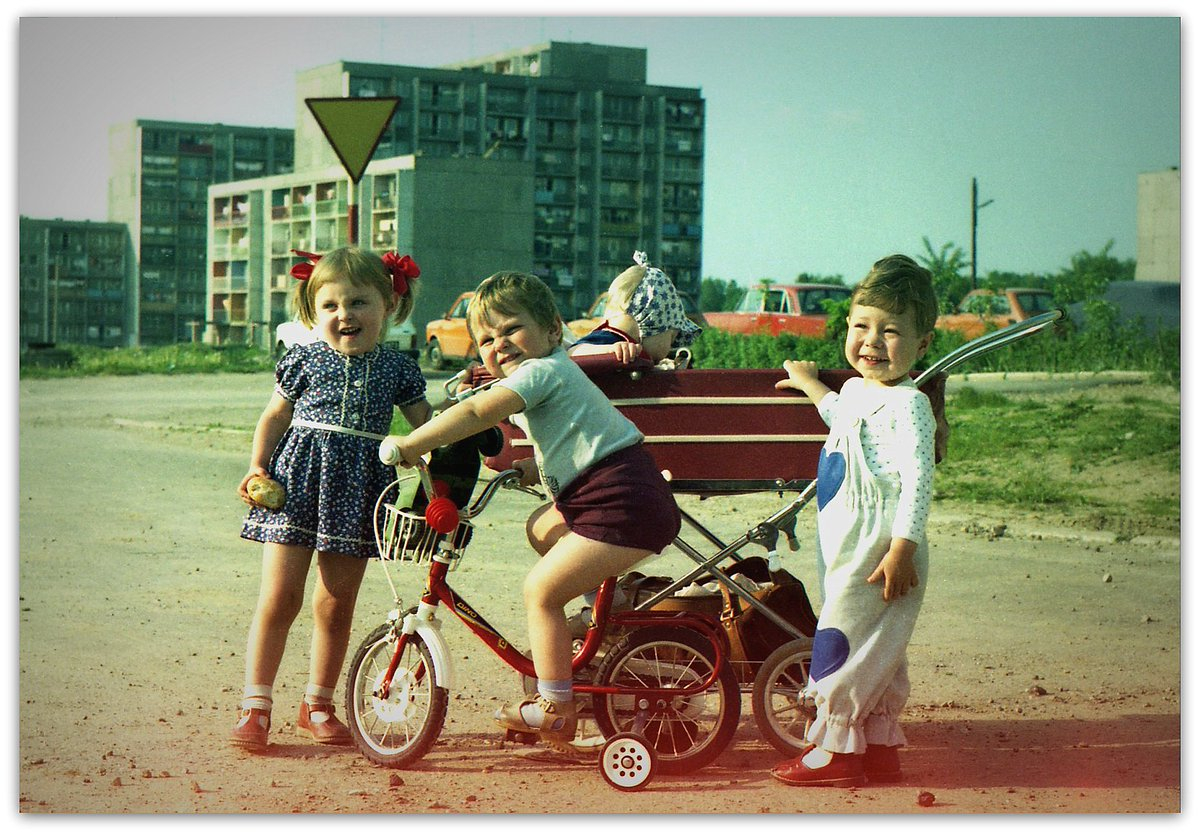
top-left (918, 237), bottom-right (972, 313)
top-left (796, 271), bottom-right (848, 286)
top-left (979, 269), bottom-right (1050, 292)
top-left (698, 276), bottom-right (746, 312)
top-left (1050, 241), bottom-right (1135, 306)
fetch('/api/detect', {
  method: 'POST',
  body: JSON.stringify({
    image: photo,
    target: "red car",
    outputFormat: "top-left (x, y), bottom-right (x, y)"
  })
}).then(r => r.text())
top-left (704, 283), bottom-right (851, 338)
top-left (936, 288), bottom-right (1056, 339)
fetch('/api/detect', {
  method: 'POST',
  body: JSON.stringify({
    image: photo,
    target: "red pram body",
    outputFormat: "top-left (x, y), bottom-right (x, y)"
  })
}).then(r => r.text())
top-left (475, 356), bottom-right (946, 495)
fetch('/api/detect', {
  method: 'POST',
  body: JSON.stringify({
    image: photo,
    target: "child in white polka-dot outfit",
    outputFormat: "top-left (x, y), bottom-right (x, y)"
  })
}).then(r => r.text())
top-left (771, 254), bottom-right (938, 788)
top-left (230, 247), bottom-right (433, 752)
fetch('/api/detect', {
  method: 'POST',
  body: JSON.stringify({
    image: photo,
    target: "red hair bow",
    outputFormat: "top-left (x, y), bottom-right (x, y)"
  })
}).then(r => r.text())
top-left (289, 250), bottom-right (321, 281)
top-left (382, 252), bottom-right (420, 296)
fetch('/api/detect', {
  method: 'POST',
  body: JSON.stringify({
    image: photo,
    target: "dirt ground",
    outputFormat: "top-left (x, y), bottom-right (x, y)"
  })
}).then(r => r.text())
top-left (13, 371), bottom-right (1182, 818)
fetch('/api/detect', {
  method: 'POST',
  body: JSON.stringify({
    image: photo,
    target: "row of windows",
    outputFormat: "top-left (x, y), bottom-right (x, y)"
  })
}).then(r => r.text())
top-left (350, 74), bottom-right (700, 122)
top-left (142, 129), bottom-right (293, 158)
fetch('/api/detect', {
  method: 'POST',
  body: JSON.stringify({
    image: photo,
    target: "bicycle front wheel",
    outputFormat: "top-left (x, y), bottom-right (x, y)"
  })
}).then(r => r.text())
top-left (591, 625), bottom-right (740, 775)
top-left (345, 622), bottom-right (448, 768)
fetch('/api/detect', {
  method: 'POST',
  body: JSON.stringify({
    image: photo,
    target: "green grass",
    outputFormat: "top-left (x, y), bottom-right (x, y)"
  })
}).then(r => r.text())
top-left (19, 343), bottom-right (276, 377)
top-left (936, 387), bottom-right (1179, 534)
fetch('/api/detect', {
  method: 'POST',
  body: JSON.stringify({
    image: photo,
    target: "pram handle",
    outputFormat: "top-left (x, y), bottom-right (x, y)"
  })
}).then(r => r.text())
top-left (915, 309), bottom-right (1063, 386)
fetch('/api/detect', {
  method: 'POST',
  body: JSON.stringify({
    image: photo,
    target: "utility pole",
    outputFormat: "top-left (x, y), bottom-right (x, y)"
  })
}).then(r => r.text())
top-left (970, 177), bottom-right (994, 289)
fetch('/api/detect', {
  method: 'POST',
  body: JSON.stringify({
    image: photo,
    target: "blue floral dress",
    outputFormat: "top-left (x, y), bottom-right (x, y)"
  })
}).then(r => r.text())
top-left (241, 341), bottom-right (427, 558)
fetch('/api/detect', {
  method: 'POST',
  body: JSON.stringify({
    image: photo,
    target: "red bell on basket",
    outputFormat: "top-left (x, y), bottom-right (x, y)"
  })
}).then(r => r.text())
top-left (425, 497), bottom-right (460, 534)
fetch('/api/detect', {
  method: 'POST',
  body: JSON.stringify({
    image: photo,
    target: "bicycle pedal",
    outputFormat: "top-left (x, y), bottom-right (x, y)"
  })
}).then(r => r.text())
top-left (503, 728), bottom-right (540, 746)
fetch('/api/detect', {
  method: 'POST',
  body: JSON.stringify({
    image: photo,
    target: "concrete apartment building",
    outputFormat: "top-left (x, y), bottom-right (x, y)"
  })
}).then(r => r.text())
top-left (20, 42), bottom-right (702, 350)
top-left (108, 120), bottom-right (295, 344)
top-left (1135, 167), bottom-right (1180, 282)
top-left (206, 155), bottom-right (533, 348)
top-left (18, 217), bottom-right (133, 348)
top-left (286, 41), bottom-right (705, 316)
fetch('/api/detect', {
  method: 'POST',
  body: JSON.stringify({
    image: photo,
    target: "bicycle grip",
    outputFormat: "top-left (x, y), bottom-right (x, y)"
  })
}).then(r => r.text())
top-left (379, 437), bottom-right (402, 465)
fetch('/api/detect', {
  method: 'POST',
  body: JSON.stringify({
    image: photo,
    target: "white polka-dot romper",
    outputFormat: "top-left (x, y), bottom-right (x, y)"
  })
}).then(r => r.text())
top-left (803, 376), bottom-right (935, 755)
top-left (241, 341), bottom-right (426, 558)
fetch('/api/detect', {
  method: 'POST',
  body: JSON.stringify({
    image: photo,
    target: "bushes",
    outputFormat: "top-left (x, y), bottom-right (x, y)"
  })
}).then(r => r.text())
top-left (691, 317), bottom-right (1180, 386)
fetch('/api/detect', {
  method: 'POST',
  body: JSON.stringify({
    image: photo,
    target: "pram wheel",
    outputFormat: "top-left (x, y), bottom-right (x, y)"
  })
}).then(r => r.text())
top-left (591, 625), bottom-right (740, 775)
top-left (600, 733), bottom-right (656, 791)
top-left (751, 637), bottom-right (815, 756)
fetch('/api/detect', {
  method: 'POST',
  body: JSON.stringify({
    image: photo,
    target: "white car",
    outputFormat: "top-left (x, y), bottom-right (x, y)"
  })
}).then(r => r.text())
top-left (274, 318), bottom-right (419, 358)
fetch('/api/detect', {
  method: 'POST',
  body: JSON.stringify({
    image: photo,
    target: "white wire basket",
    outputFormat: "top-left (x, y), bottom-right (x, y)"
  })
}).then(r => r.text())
top-left (376, 502), bottom-right (472, 568)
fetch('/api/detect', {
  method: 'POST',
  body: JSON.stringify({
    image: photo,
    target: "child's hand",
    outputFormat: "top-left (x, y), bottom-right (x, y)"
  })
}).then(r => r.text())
top-left (238, 467), bottom-right (270, 506)
top-left (775, 359), bottom-right (819, 391)
top-left (611, 341), bottom-right (642, 364)
top-left (379, 435), bottom-right (422, 468)
top-left (866, 539), bottom-right (920, 601)
top-left (513, 458), bottom-right (540, 487)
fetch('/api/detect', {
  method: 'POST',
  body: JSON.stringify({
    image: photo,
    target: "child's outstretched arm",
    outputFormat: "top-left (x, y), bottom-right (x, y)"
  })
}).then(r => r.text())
top-left (775, 359), bottom-right (833, 406)
top-left (567, 339), bottom-right (644, 364)
top-left (383, 386), bottom-right (524, 467)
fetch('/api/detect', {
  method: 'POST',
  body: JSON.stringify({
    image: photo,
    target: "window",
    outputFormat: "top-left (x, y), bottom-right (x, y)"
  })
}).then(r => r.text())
top-left (234, 136), bottom-right (265, 156)
top-left (486, 86), bottom-right (525, 112)
top-left (356, 77), bottom-right (390, 98)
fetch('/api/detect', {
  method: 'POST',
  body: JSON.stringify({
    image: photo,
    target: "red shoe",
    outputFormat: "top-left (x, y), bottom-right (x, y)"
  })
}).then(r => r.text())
top-left (771, 749), bottom-right (865, 787)
top-left (296, 701), bottom-right (353, 746)
top-left (229, 708), bottom-right (270, 751)
top-left (865, 744), bottom-right (903, 782)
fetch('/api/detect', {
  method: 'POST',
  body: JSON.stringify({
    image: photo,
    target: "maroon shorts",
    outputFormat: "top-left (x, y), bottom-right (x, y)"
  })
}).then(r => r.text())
top-left (555, 443), bottom-right (681, 554)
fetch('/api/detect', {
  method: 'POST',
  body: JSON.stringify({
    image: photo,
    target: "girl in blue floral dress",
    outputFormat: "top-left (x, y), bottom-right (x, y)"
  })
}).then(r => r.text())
top-left (230, 247), bottom-right (432, 752)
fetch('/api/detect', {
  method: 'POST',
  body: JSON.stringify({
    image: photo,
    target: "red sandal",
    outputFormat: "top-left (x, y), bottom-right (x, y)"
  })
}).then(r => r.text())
top-left (229, 707), bottom-right (270, 751)
top-left (296, 701), bottom-right (353, 746)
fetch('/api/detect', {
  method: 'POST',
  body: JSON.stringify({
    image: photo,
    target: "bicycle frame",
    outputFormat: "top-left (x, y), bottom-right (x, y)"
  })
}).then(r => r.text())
top-left (374, 462), bottom-right (732, 704)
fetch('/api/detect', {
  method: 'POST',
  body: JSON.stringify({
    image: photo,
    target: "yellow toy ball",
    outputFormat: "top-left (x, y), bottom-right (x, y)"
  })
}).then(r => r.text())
top-left (247, 475), bottom-right (286, 510)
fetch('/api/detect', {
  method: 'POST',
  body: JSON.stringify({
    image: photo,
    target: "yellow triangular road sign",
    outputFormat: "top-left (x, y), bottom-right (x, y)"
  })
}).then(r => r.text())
top-left (305, 97), bottom-right (401, 183)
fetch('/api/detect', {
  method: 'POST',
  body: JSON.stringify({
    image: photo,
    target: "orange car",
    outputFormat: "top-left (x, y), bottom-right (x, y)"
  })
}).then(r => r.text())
top-left (424, 292), bottom-right (477, 369)
top-left (936, 288), bottom-right (1056, 339)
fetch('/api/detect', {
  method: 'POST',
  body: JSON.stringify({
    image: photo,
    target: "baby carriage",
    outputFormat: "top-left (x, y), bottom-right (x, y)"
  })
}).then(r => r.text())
top-left (467, 310), bottom-right (1064, 756)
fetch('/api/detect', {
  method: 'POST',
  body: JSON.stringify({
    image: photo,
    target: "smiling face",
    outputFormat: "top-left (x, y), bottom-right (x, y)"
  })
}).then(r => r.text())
top-left (472, 305), bottom-right (562, 379)
top-left (312, 276), bottom-right (394, 355)
top-left (844, 303), bottom-right (933, 386)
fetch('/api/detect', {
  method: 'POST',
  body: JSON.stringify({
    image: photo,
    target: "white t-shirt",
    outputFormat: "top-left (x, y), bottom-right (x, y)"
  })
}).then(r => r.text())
top-left (496, 347), bottom-right (643, 497)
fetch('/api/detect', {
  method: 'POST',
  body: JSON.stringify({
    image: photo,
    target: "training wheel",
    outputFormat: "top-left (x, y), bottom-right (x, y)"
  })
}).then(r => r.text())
top-left (599, 733), bottom-right (656, 791)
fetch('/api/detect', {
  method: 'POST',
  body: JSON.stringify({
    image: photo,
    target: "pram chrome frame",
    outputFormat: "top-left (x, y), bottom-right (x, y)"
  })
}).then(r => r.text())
top-left (630, 310), bottom-right (1065, 641)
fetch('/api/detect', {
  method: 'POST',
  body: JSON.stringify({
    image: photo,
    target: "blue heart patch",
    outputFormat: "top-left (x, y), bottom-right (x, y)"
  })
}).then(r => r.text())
top-left (816, 448), bottom-right (846, 511)
top-left (809, 627), bottom-right (851, 682)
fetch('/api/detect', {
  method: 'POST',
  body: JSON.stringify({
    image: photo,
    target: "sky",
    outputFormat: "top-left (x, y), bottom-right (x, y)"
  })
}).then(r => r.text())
top-left (11, 7), bottom-right (1184, 288)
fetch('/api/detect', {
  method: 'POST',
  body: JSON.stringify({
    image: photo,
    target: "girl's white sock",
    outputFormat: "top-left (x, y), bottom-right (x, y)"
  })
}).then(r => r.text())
top-left (240, 684), bottom-right (273, 712)
top-left (305, 683), bottom-right (335, 705)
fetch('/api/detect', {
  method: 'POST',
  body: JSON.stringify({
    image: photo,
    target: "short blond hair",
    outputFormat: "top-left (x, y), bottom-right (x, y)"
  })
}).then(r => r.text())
top-left (605, 264), bottom-right (647, 316)
top-left (467, 271), bottom-right (561, 337)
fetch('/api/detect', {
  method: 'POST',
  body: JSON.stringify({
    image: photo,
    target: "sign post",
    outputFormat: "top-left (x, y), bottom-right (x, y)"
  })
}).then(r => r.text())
top-left (304, 97), bottom-right (401, 245)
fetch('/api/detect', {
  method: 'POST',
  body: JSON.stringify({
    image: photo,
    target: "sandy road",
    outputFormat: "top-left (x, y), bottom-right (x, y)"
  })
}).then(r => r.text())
top-left (15, 372), bottom-right (1181, 815)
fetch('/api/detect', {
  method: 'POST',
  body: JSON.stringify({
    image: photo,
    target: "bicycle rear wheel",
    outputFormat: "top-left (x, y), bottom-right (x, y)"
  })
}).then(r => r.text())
top-left (345, 622), bottom-right (448, 768)
top-left (591, 625), bottom-right (740, 775)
